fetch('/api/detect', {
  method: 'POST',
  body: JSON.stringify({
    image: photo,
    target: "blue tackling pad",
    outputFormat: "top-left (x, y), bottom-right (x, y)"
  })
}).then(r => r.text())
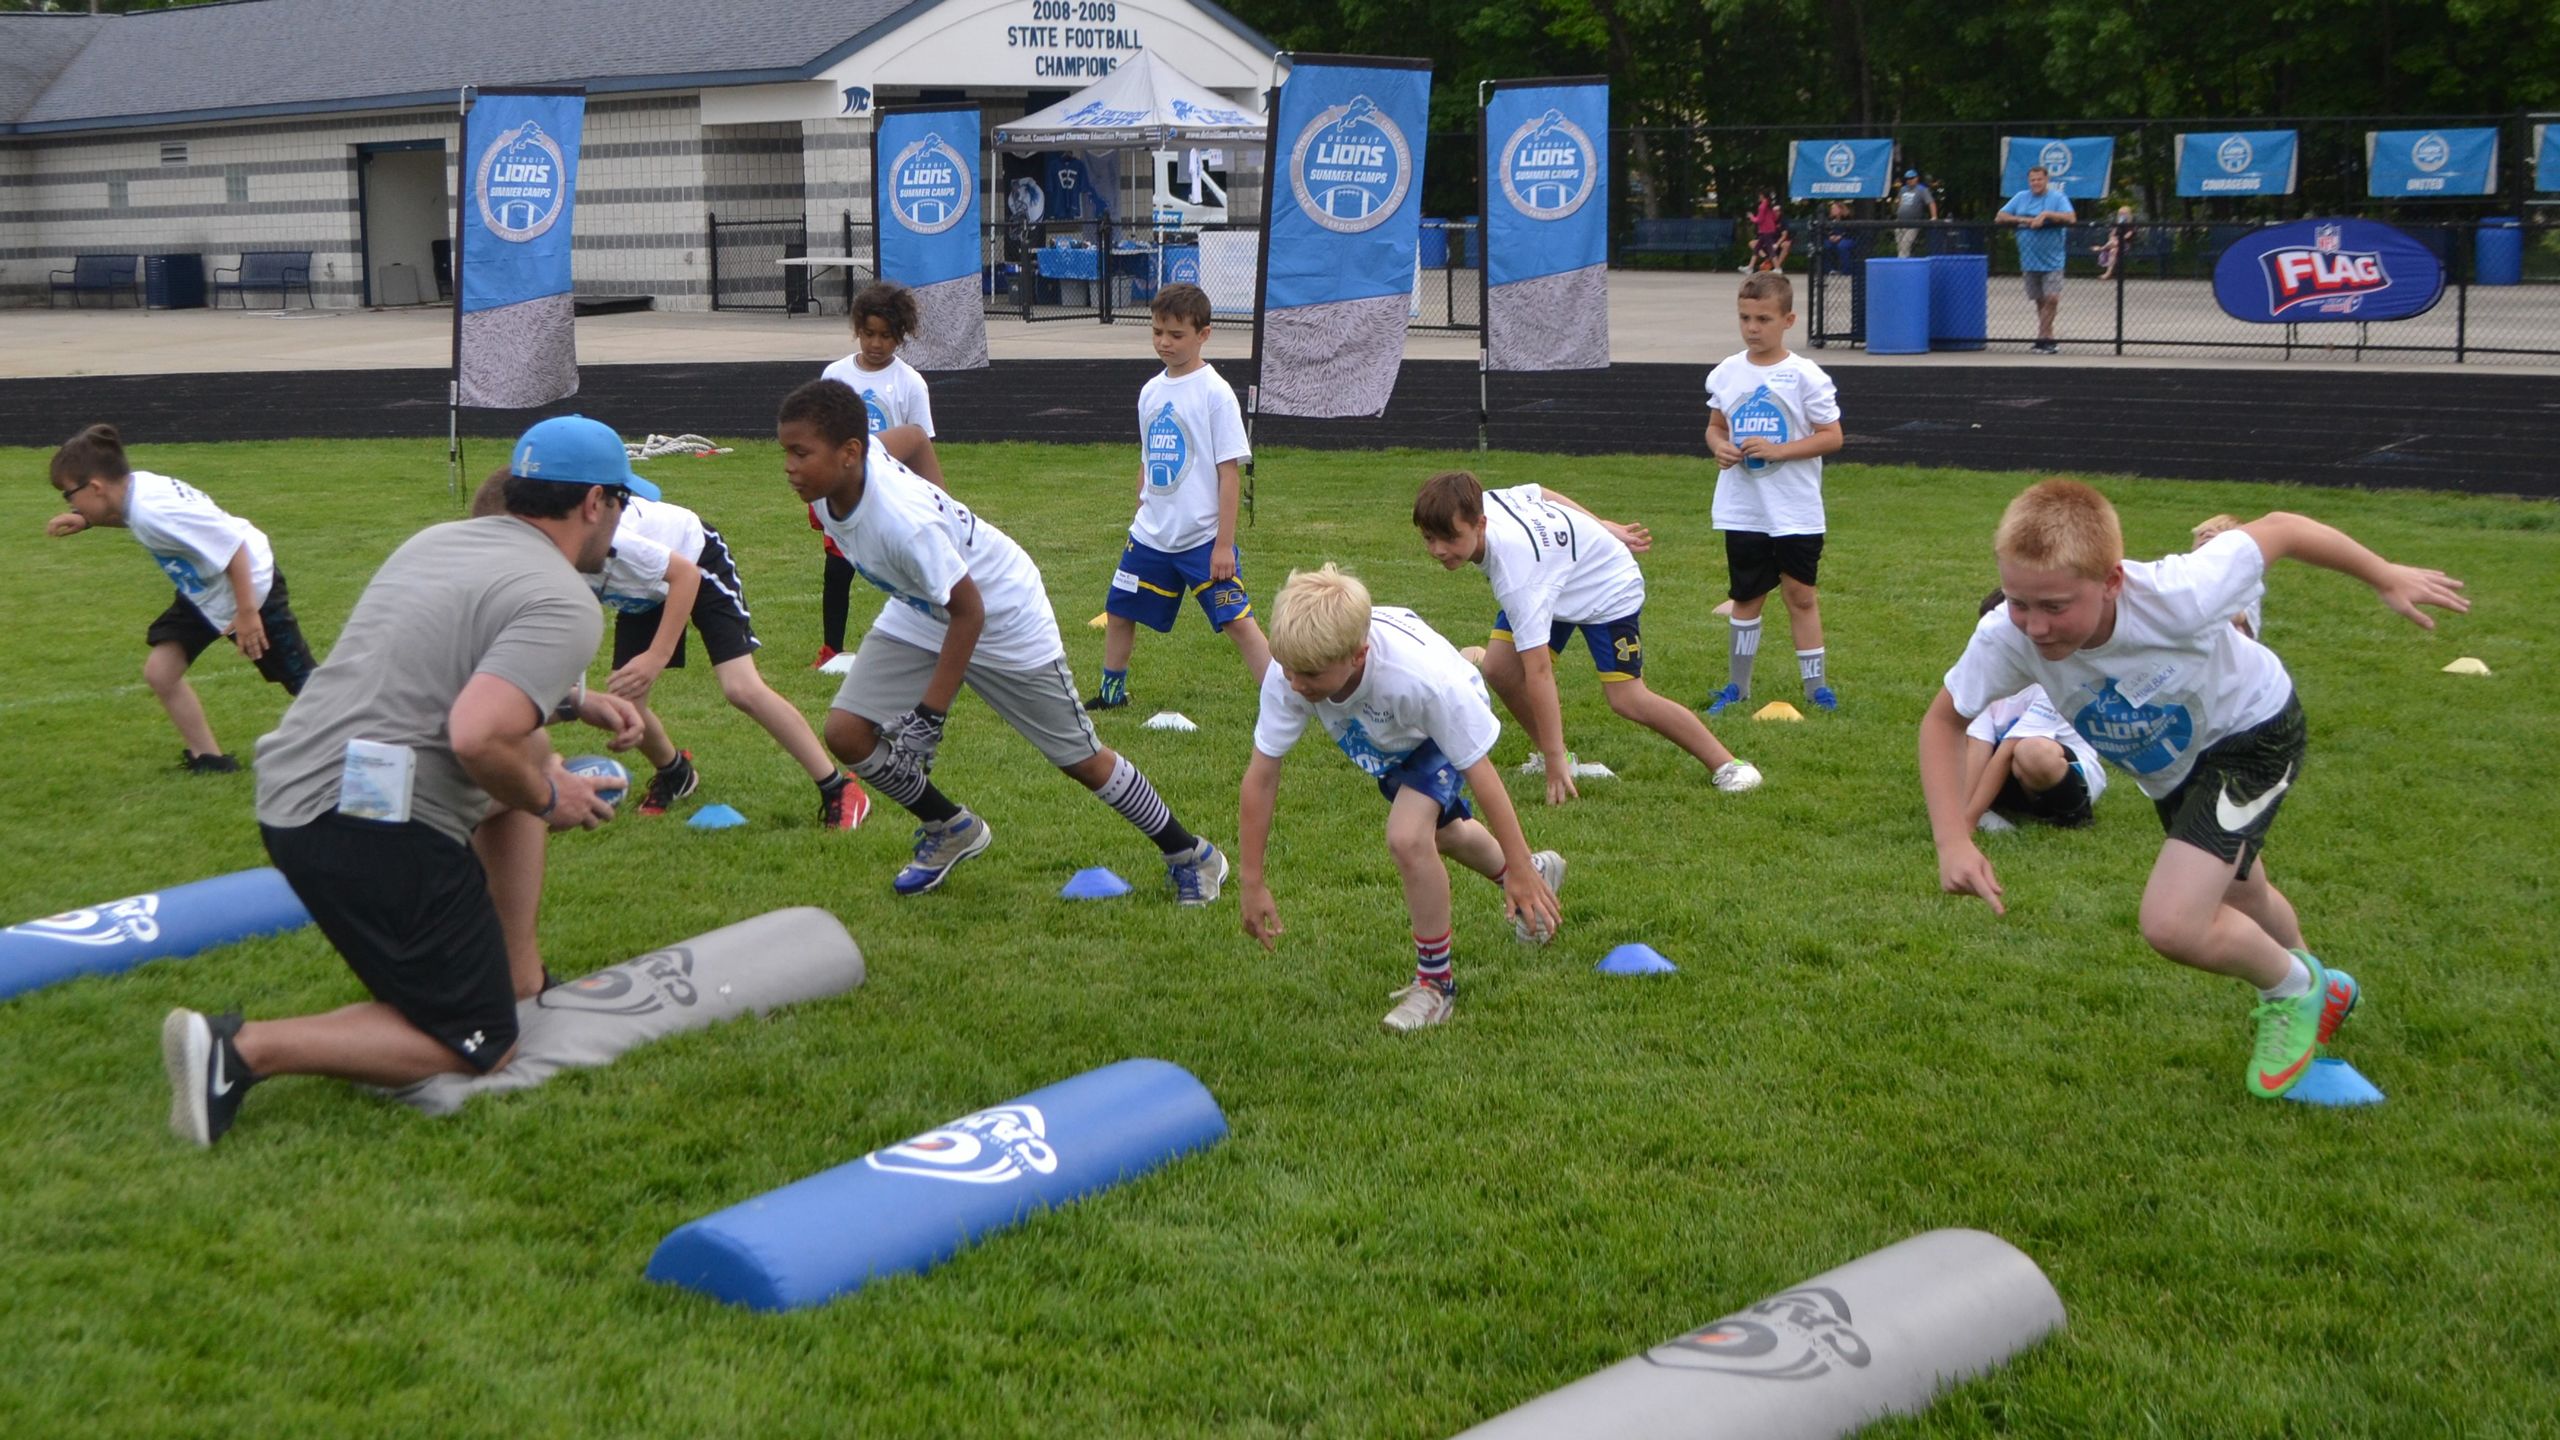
top-left (647, 1058), bottom-right (1227, 1311)
top-left (2285, 1057), bottom-right (2385, 1107)
top-left (2, 868), bottom-right (311, 1001)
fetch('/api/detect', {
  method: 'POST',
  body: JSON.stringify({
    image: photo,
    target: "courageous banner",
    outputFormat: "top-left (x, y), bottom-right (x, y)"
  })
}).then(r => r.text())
top-left (1484, 77), bottom-right (1609, 372)
top-left (1256, 55), bottom-right (1432, 417)
top-left (1787, 138), bottom-right (1893, 201)
top-left (2175, 130), bottom-right (2299, 197)
top-left (1998, 136), bottom-right (2114, 199)
top-left (2535, 123), bottom-right (2556, 192)
top-left (873, 105), bottom-right (989, 370)
top-left (2367, 128), bottom-right (2498, 197)
top-left (2211, 218), bottom-right (2445, 324)
top-left (456, 87), bottom-right (584, 409)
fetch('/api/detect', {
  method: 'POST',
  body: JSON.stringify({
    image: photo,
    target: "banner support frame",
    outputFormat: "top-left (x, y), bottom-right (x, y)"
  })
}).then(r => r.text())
top-left (447, 86), bottom-right (473, 502)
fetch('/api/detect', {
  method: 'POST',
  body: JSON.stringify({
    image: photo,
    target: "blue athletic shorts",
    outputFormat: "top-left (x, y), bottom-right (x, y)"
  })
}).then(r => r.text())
top-left (1104, 537), bottom-right (1254, 634)
top-left (1373, 741), bottom-right (1474, 829)
top-left (1490, 608), bottom-right (1644, 682)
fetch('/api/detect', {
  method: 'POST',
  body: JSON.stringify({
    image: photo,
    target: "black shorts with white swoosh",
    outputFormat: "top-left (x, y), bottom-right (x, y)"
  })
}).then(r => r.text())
top-left (2153, 691), bottom-right (2305, 880)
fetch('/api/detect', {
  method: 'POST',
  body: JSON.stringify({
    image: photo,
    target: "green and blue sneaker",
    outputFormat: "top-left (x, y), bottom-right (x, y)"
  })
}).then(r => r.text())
top-left (2247, 954), bottom-right (2329, 1099)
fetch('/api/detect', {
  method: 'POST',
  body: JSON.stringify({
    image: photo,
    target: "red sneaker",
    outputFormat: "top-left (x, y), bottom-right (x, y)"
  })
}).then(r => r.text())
top-left (813, 645), bottom-right (841, 669)
top-left (820, 775), bottom-right (871, 831)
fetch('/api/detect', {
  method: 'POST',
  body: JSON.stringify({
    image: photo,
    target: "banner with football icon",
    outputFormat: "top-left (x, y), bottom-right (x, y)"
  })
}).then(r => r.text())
top-left (1787, 137), bottom-right (1893, 201)
top-left (454, 86), bottom-right (585, 409)
top-left (873, 104), bottom-right (989, 370)
top-left (2175, 130), bottom-right (2299, 197)
top-left (1997, 135), bottom-right (2113, 199)
top-left (1483, 77), bottom-right (1609, 373)
top-left (2211, 218), bottom-right (2445, 324)
top-left (2367, 128), bottom-right (2499, 197)
top-left (1253, 55), bottom-right (1433, 417)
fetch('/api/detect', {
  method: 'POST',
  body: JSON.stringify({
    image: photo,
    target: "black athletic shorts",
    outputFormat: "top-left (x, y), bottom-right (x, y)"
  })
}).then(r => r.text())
top-left (610, 529), bottom-right (759, 670)
top-left (2152, 692), bottom-right (2305, 881)
top-left (145, 569), bottom-right (317, 694)
top-left (1996, 754), bottom-right (2095, 828)
top-left (261, 811), bottom-right (518, 1071)
top-left (1724, 530), bottom-right (1824, 602)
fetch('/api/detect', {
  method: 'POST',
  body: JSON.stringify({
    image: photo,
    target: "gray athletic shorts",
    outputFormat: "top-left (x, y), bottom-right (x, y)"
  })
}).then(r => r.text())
top-left (2022, 269), bottom-right (2065, 302)
top-left (829, 633), bottom-right (1102, 768)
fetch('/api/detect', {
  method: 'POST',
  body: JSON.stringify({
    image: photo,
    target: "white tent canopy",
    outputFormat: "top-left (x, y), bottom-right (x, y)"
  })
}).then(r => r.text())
top-left (993, 49), bottom-right (1265, 150)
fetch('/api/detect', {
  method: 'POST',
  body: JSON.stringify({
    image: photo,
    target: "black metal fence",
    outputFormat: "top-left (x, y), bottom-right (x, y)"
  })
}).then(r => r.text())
top-left (709, 212), bottom-right (871, 314)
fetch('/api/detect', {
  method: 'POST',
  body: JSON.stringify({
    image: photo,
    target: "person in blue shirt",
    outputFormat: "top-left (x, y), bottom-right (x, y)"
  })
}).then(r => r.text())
top-left (1997, 165), bottom-right (2076, 353)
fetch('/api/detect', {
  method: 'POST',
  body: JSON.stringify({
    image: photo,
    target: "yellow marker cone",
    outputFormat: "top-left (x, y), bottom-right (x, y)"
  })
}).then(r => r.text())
top-left (2442, 657), bottom-right (2492, 676)
top-left (1088, 612), bottom-right (1110, 629)
top-left (1754, 701), bottom-right (1804, 722)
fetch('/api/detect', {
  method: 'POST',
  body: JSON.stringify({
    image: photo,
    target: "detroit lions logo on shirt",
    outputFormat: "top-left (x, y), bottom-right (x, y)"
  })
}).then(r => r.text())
top-left (1728, 385), bottom-right (1791, 472)
top-left (155, 553), bottom-right (205, 589)
top-left (1144, 402), bottom-right (1188, 492)
top-left (860, 390), bottom-right (889, 434)
top-left (1334, 718), bottom-right (1406, 778)
top-left (2071, 679), bottom-right (2194, 775)
top-left (853, 562), bottom-right (937, 618)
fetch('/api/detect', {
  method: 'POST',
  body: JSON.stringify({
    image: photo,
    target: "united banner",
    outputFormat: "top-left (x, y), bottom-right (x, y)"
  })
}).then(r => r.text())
top-left (1255, 55), bottom-right (1432, 417)
top-left (2540, 124), bottom-right (2557, 193)
top-left (1997, 136), bottom-right (2114, 199)
top-left (1484, 77), bottom-right (1608, 373)
top-left (455, 87), bottom-right (584, 409)
top-left (873, 105), bottom-right (989, 371)
top-left (2367, 128), bottom-right (2498, 197)
top-left (1787, 138), bottom-right (1892, 201)
top-left (2176, 130), bottom-right (2299, 197)
top-left (2211, 218), bottom-right (2445, 324)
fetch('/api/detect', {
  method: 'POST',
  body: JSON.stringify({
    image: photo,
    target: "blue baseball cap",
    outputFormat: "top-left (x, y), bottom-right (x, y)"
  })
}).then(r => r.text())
top-left (508, 415), bottom-right (661, 501)
top-left (1904, 169), bottom-right (1918, 178)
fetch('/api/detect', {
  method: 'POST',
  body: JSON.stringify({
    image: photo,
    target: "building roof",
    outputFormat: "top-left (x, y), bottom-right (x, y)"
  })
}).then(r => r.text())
top-left (1, 0), bottom-right (1275, 136)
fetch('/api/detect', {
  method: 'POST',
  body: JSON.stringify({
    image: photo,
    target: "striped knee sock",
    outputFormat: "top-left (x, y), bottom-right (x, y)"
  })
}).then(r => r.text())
top-left (1413, 929), bottom-right (1453, 990)
top-left (1095, 754), bottom-right (1197, 855)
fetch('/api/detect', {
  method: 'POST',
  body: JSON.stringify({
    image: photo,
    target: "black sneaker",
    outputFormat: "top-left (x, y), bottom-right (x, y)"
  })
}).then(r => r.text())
top-left (161, 1008), bottom-right (254, 1148)
top-left (638, 752), bottom-right (700, 816)
top-left (180, 750), bottom-right (241, 774)
top-left (1082, 690), bottom-right (1129, 712)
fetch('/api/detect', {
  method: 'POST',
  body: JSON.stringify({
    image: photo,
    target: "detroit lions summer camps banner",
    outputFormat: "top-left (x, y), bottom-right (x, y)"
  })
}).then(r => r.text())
top-left (455, 86), bottom-right (584, 409)
top-left (2367, 127), bottom-right (2499, 197)
top-left (1254, 55), bottom-right (1432, 417)
top-left (2175, 130), bottom-right (2299, 197)
top-left (873, 104), bottom-right (990, 371)
top-left (1997, 135), bottom-right (2114, 199)
top-left (1787, 138), bottom-right (1893, 201)
top-left (1483, 77), bottom-right (1609, 372)
top-left (2211, 218), bottom-right (2445, 325)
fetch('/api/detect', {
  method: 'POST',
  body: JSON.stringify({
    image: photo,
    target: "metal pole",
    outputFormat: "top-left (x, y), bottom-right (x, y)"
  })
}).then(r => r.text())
top-left (706, 212), bottom-right (720, 311)
top-left (1476, 80), bottom-right (1493, 452)
top-left (2113, 261), bottom-right (2125, 357)
top-left (448, 86), bottom-right (471, 502)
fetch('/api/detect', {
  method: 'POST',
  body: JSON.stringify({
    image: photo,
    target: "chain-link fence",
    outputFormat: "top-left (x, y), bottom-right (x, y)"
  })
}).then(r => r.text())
top-left (706, 212), bottom-right (806, 313)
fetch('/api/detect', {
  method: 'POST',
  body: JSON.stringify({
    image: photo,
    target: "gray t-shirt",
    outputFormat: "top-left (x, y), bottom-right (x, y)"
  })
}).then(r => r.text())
top-left (257, 516), bottom-right (603, 847)
top-left (1895, 183), bottom-right (1934, 220)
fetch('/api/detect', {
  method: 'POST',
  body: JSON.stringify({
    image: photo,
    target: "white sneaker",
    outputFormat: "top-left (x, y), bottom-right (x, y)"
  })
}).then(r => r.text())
top-left (1976, 811), bottom-right (2017, 833)
top-left (1512, 849), bottom-right (1565, 945)
top-left (1382, 981), bottom-right (1455, 1033)
top-left (1712, 759), bottom-right (1764, 794)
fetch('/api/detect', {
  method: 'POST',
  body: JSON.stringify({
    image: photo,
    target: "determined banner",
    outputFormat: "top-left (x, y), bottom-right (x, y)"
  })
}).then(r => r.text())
top-left (1484, 77), bottom-right (1609, 372)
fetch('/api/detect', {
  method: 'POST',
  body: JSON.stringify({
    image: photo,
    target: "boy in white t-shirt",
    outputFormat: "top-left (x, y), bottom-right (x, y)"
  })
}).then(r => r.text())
top-left (1962, 589), bottom-right (2107, 833)
top-left (1703, 273), bottom-right (1845, 714)
top-left (1237, 564), bottom-right (1563, 1035)
top-left (1411, 470), bottom-right (1762, 805)
top-left (778, 378), bottom-right (1226, 902)
top-left (45, 422), bottom-right (318, 772)
top-left (1918, 479), bottom-right (2467, 1099)
top-left (810, 282), bottom-right (942, 669)
top-left (1086, 283), bottom-right (1271, 711)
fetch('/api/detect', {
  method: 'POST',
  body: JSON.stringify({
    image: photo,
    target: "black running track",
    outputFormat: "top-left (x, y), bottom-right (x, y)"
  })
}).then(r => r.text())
top-left (5, 359), bottom-right (2553, 497)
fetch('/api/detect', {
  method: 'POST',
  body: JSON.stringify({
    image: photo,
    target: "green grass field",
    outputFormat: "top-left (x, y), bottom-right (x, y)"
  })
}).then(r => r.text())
top-left (2, 437), bottom-right (2555, 1437)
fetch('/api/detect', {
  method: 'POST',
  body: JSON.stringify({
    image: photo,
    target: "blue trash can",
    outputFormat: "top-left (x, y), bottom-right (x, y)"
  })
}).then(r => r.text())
top-left (2475, 218), bottom-right (2523, 286)
top-left (1865, 258), bottom-right (1931, 354)
top-left (1927, 253), bottom-right (1988, 351)
top-left (1418, 220), bottom-right (1450, 270)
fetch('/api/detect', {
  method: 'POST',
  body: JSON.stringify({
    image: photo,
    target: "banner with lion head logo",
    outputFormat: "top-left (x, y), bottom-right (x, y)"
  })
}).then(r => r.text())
top-left (873, 105), bottom-right (990, 371)
top-left (1484, 78), bottom-right (1610, 373)
top-left (456, 86), bottom-right (585, 409)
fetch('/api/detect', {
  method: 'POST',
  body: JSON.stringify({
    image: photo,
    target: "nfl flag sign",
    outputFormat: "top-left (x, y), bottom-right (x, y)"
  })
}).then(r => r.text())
top-left (2212, 218), bottom-right (2445, 324)
top-left (1484, 77), bottom-right (1609, 372)
top-left (873, 105), bottom-right (990, 371)
top-left (1254, 55), bottom-right (1432, 417)
top-left (455, 87), bottom-right (584, 408)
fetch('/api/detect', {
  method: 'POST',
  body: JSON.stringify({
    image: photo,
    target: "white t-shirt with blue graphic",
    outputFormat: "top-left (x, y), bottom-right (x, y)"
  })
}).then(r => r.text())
top-left (1705, 351), bottom-right (1839, 536)
top-left (1131, 364), bottom-right (1250, 553)
top-left (1964, 684), bottom-right (2108, 801)
top-left (1944, 532), bottom-right (2290, 799)
top-left (816, 354), bottom-right (936, 437)
top-left (1478, 482), bottom-right (1647, 641)
top-left (589, 497), bottom-right (711, 612)
top-left (1252, 607), bottom-right (1501, 777)
top-left (811, 437), bottom-right (1063, 671)
top-left (122, 470), bottom-right (275, 630)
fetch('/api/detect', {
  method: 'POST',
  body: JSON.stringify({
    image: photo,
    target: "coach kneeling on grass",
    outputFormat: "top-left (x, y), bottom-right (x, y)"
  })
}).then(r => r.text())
top-left (161, 416), bottom-right (650, 1149)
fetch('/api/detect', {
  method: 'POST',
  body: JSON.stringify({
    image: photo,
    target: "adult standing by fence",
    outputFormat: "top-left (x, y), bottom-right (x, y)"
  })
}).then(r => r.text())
top-left (1998, 165), bottom-right (2075, 354)
top-left (1893, 170), bottom-right (1937, 256)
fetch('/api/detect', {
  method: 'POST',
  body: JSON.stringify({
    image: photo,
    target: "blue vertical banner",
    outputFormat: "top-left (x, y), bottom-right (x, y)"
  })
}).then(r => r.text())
top-left (2539, 124), bottom-right (2557, 193)
top-left (2367, 128), bottom-right (2499, 196)
top-left (873, 105), bottom-right (989, 371)
top-left (1484, 77), bottom-right (1609, 372)
top-left (2175, 130), bottom-right (2299, 197)
top-left (1254, 55), bottom-right (1433, 417)
top-left (1997, 136), bottom-right (2114, 199)
top-left (1786, 138), bottom-right (1892, 200)
top-left (455, 86), bottom-right (584, 409)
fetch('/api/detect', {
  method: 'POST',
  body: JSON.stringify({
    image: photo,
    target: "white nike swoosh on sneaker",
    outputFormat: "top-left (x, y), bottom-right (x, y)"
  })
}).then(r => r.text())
top-left (210, 1043), bottom-right (234, 1098)
top-left (2214, 763), bottom-right (2294, 832)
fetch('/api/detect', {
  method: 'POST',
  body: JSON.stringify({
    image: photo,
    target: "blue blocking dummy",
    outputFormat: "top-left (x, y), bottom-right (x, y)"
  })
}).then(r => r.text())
top-left (2, 868), bottom-right (311, 1001)
top-left (648, 1058), bottom-right (1226, 1311)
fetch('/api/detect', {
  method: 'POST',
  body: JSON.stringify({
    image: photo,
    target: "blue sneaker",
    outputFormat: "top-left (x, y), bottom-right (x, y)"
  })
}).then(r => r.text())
top-left (1704, 684), bottom-right (1744, 715)
top-left (893, 812), bottom-right (993, 896)
top-left (1808, 686), bottom-right (1839, 712)
top-left (1167, 839), bottom-right (1228, 906)
top-left (2314, 960), bottom-right (2360, 1045)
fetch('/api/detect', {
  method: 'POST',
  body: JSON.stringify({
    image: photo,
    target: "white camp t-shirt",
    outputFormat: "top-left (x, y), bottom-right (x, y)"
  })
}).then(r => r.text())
top-left (1964, 684), bottom-right (2108, 801)
top-left (1476, 482), bottom-right (1647, 641)
top-left (590, 531), bottom-right (676, 614)
top-left (1253, 607), bottom-right (1501, 777)
top-left (1944, 532), bottom-right (2291, 798)
top-left (1130, 364), bottom-right (1251, 553)
top-left (1705, 350), bottom-right (1841, 536)
top-left (817, 354), bottom-right (936, 437)
top-left (812, 436), bottom-right (1062, 670)
top-left (122, 470), bottom-right (276, 630)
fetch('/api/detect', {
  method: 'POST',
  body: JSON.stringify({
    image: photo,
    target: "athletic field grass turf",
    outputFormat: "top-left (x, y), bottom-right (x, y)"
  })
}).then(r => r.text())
top-left (2, 438), bottom-right (2554, 1437)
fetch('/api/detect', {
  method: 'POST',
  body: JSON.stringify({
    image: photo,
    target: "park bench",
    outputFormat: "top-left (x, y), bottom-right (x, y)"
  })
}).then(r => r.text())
top-left (48, 254), bottom-right (141, 308)
top-left (212, 250), bottom-right (315, 309)
top-left (1622, 218), bottom-right (1738, 258)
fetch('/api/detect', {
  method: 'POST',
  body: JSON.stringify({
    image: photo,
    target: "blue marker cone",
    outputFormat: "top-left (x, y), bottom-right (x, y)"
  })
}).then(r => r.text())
top-left (2284, 1056), bottom-right (2384, 1107)
top-left (688, 804), bottom-right (749, 830)
top-left (1596, 944), bottom-right (1678, 976)
top-left (1060, 867), bottom-right (1132, 900)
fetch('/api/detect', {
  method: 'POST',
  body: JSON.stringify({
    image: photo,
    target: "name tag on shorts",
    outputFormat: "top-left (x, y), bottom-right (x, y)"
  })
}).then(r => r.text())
top-left (340, 739), bottom-right (416, 823)
top-left (1110, 569), bottom-right (1141, 593)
